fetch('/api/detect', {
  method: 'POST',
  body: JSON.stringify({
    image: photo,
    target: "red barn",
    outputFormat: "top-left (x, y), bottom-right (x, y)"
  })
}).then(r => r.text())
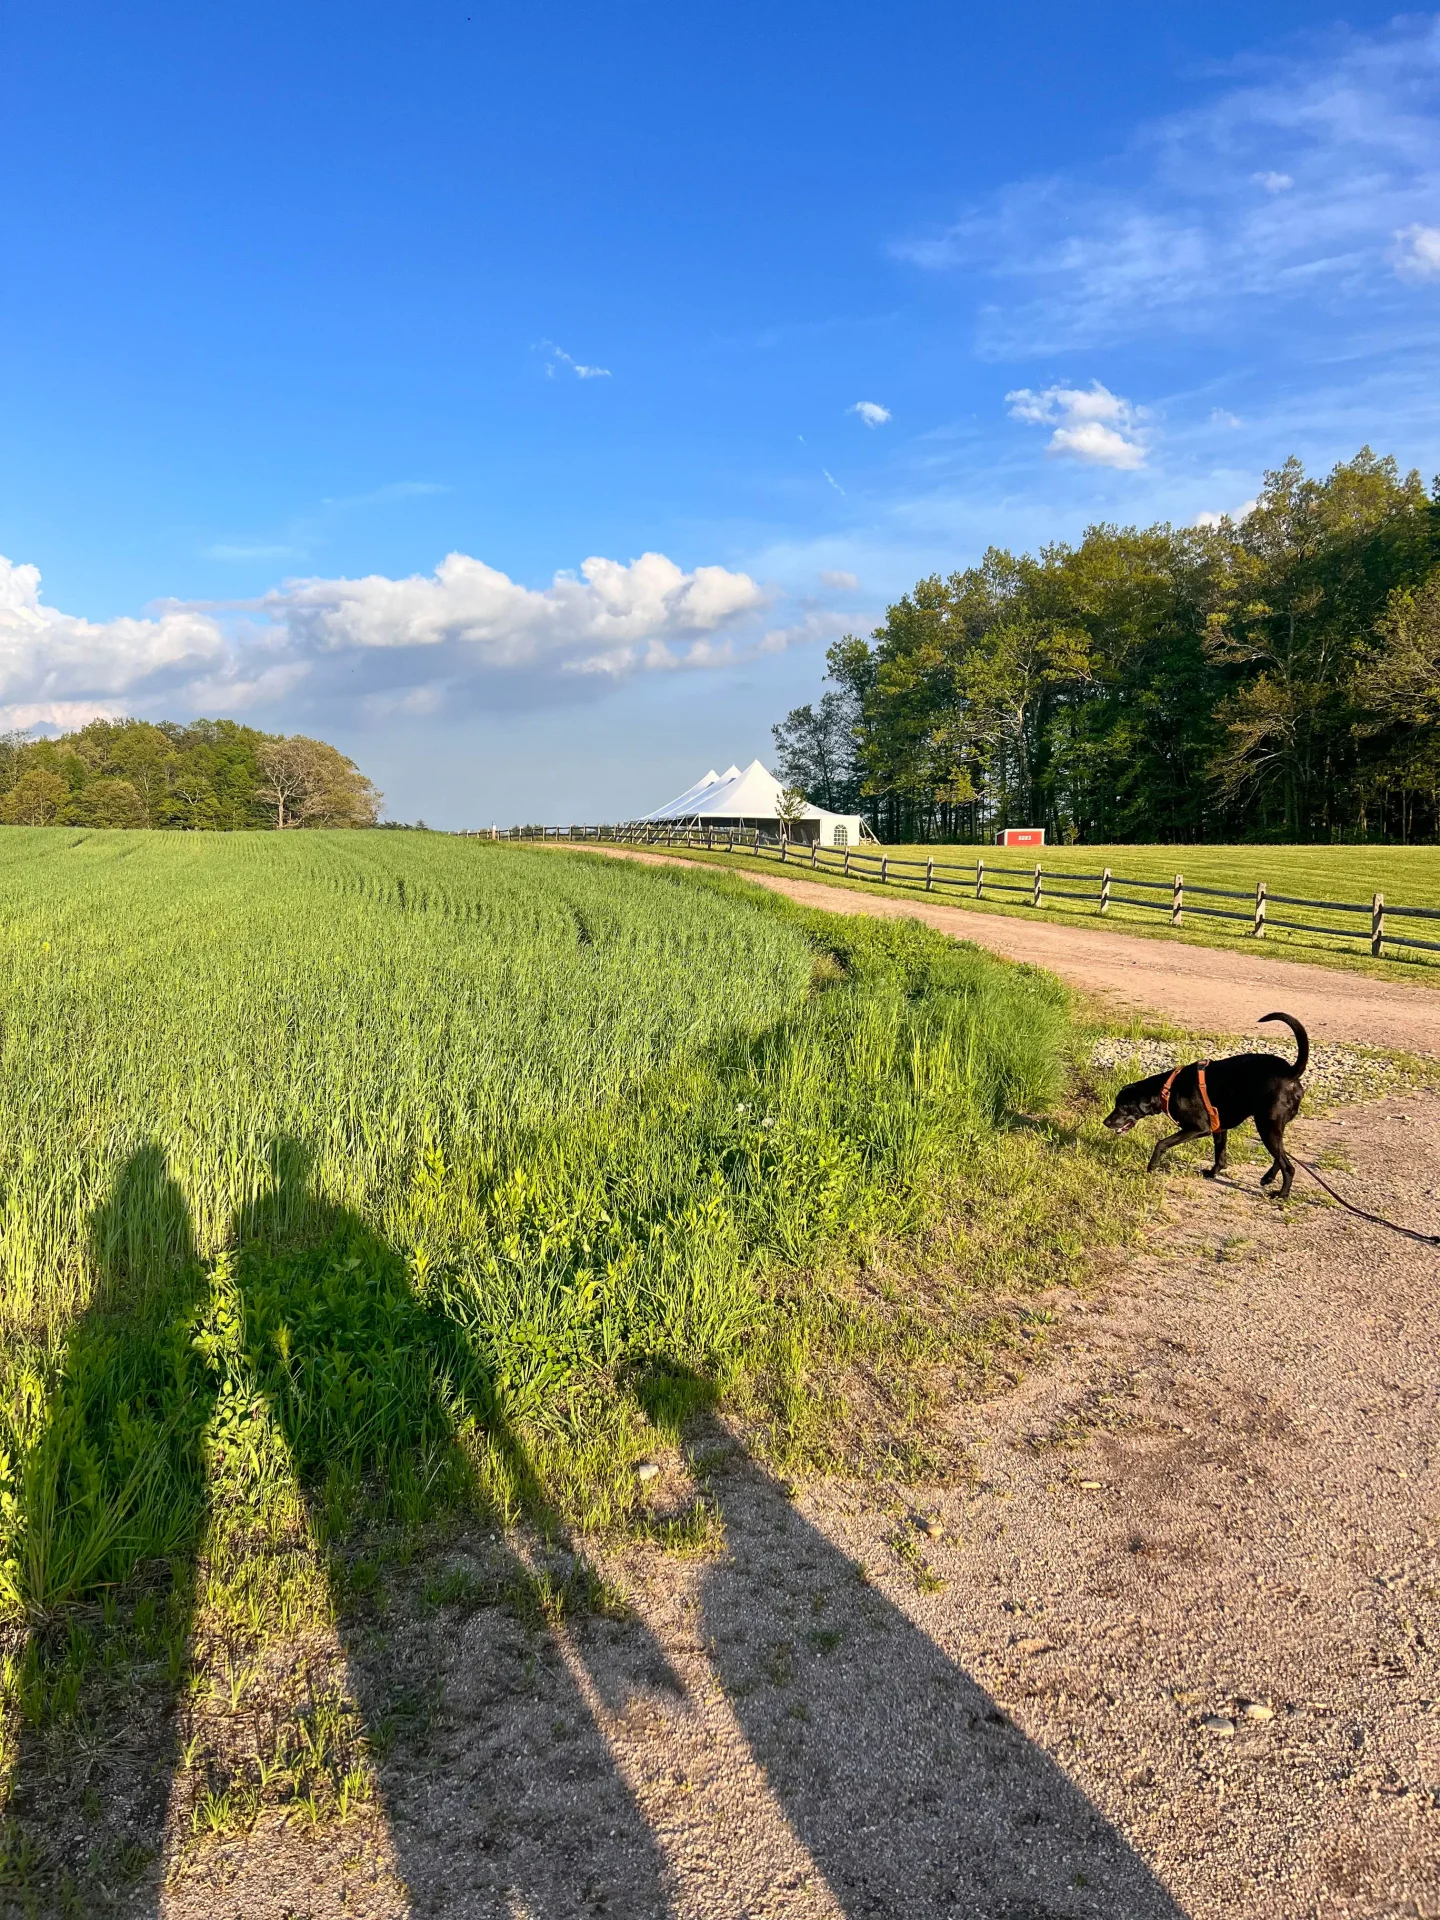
top-left (995, 828), bottom-right (1045, 847)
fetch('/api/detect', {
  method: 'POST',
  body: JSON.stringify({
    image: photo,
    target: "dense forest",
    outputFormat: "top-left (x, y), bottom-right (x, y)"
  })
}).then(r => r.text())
top-left (0, 718), bottom-right (381, 830)
top-left (774, 450), bottom-right (1440, 844)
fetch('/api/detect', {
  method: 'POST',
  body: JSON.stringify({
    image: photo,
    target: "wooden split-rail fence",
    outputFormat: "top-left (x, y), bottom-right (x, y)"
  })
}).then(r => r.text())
top-left (461, 823), bottom-right (1440, 965)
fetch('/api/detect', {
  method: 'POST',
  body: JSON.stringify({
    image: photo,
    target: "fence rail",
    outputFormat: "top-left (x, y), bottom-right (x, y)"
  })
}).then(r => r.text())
top-left (460, 823), bottom-right (1440, 964)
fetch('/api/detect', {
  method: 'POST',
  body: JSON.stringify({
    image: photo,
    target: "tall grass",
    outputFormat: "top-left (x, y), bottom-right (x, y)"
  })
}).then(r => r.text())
top-left (0, 829), bottom-right (1069, 1615)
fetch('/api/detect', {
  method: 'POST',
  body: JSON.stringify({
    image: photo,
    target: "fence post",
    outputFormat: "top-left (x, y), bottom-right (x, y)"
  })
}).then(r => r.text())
top-left (811, 841), bottom-right (818, 869)
top-left (1100, 867), bottom-right (1110, 915)
top-left (1032, 863), bottom-right (1042, 910)
top-left (881, 853), bottom-right (888, 885)
top-left (780, 837), bottom-right (787, 864)
top-left (753, 829), bottom-right (760, 854)
top-left (844, 847), bottom-right (851, 878)
top-left (1254, 879), bottom-right (1266, 938)
top-left (1372, 890), bottom-right (1385, 957)
top-left (1172, 873), bottom-right (1183, 927)
top-left (926, 856), bottom-right (934, 892)
top-left (975, 856), bottom-right (984, 900)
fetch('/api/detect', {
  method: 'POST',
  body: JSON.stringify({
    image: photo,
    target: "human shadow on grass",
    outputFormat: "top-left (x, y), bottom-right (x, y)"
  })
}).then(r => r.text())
top-left (0, 1143), bottom-right (216, 1914)
top-left (2, 1139), bottom-right (680, 1920)
top-left (215, 1136), bottom-right (680, 1919)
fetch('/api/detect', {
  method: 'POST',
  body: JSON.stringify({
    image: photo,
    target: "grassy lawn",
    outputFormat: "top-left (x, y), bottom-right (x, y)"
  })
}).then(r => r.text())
top-left (0, 827), bottom-right (1164, 1902)
top-left (613, 837), bottom-right (1440, 980)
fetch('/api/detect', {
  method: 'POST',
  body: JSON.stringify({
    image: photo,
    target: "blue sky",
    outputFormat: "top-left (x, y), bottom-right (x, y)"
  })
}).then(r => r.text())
top-left (3, 2), bottom-right (1439, 825)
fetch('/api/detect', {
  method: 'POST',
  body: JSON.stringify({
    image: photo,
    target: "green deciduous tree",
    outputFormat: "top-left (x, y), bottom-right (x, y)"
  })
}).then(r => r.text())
top-left (1, 769), bottom-right (68, 825)
top-left (0, 719), bottom-right (383, 833)
top-left (786, 448), bottom-right (1440, 843)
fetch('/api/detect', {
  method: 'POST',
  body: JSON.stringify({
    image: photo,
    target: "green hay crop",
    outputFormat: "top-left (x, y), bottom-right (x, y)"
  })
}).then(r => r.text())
top-left (0, 827), bottom-right (1081, 1615)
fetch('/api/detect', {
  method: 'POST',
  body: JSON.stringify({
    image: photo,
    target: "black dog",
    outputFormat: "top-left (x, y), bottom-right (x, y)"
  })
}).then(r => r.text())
top-left (1103, 1011), bottom-right (1308, 1199)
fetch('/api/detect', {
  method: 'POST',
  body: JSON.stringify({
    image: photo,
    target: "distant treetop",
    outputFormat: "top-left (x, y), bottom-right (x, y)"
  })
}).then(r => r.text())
top-left (0, 718), bottom-right (382, 831)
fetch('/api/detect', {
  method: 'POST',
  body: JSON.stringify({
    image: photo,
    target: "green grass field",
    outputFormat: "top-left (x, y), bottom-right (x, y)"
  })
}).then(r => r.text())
top-left (0, 827), bottom-right (1164, 1894)
top-left (623, 837), bottom-right (1440, 977)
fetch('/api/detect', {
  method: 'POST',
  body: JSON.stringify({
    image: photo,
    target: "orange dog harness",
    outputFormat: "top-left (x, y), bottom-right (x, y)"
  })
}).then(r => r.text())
top-left (1160, 1061), bottom-right (1221, 1135)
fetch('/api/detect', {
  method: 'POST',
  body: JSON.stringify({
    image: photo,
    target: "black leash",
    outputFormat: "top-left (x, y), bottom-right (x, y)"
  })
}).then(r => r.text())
top-left (1293, 1158), bottom-right (1440, 1247)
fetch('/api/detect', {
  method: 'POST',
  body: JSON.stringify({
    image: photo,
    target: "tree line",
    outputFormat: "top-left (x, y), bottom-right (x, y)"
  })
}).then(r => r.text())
top-left (0, 719), bottom-right (381, 830)
top-left (773, 449), bottom-right (1440, 844)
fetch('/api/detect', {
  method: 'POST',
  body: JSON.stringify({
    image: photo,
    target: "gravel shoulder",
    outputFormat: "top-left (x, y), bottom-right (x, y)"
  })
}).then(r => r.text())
top-left (158, 1092), bottom-right (1440, 1920)
top-left (576, 847), bottom-right (1440, 1055)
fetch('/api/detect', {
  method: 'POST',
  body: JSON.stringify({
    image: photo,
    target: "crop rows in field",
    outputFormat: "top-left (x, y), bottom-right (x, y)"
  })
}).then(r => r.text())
top-left (0, 827), bottom-right (1076, 1613)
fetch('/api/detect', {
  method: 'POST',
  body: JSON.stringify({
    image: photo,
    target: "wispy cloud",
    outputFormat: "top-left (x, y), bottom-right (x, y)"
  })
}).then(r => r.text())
top-left (896, 18), bottom-right (1440, 355)
top-left (318, 481), bottom-right (450, 510)
top-left (205, 543), bottom-right (304, 562)
top-left (536, 339), bottom-right (612, 379)
top-left (821, 469), bottom-right (846, 495)
top-left (820, 569), bottom-right (860, 591)
top-left (848, 400), bottom-right (891, 427)
top-left (1391, 222), bottom-right (1440, 282)
top-left (1006, 381), bottom-right (1148, 468)
top-left (204, 481), bottom-right (450, 565)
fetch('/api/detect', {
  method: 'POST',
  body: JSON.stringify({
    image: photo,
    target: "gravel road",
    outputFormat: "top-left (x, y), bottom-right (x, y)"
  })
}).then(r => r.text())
top-left (165, 1109), bottom-right (1440, 1920)
top-left (580, 848), bottom-right (1440, 1055)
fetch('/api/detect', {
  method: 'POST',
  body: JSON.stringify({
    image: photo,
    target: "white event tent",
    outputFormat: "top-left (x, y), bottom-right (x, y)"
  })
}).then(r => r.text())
top-left (637, 759), bottom-right (868, 848)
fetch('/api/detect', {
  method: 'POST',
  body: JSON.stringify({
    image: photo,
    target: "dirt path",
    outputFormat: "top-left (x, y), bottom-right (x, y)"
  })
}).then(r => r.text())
top-left (579, 847), bottom-right (1440, 1054)
top-left (164, 1093), bottom-right (1440, 1920)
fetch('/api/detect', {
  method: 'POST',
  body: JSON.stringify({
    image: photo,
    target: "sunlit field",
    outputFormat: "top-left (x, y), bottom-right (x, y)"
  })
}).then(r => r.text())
top-left (0, 826), bottom-right (1085, 1604)
top-left (0, 826), bottom-right (1168, 1903)
top-left (628, 836), bottom-right (1440, 974)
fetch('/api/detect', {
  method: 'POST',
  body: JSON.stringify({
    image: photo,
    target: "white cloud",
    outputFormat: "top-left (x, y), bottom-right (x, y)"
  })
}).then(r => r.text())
top-left (1209, 408), bottom-right (1244, 427)
top-left (1193, 497), bottom-right (1259, 528)
top-left (1047, 421), bottom-right (1147, 469)
top-left (820, 569), bottom-right (860, 591)
top-left (537, 339), bottom-right (612, 379)
top-left (1005, 381), bottom-right (1148, 467)
top-left (896, 18), bottom-right (1440, 352)
top-left (0, 547), bottom-right (770, 728)
top-left (3, 701), bottom-right (129, 731)
top-left (0, 555), bottom-right (228, 713)
top-left (1391, 223), bottom-right (1440, 281)
top-left (848, 401), bottom-right (891, 427)
top-left (278, 551), bottom-right (762, 661)
top-left (822, 469), bottom-right (846, 494)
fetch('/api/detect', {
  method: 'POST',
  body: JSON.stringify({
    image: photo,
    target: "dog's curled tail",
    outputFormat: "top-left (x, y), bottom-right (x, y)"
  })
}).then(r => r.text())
top-left (1259, 1010), bottom-right (1309, 1077)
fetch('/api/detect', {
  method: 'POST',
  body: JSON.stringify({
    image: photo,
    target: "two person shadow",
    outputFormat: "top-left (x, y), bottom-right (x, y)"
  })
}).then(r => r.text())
top-left (2, 1141), bottom-right (1188, 1920)
top-left (2, 1136), bottom-right (678, 1918)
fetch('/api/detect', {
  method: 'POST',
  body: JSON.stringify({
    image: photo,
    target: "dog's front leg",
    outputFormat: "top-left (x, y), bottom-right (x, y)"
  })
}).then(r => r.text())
top-left (1204, 1127), bottom-right (1229, 1179)
top-left (1146, 1126), bottom-right (1207, 1173)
